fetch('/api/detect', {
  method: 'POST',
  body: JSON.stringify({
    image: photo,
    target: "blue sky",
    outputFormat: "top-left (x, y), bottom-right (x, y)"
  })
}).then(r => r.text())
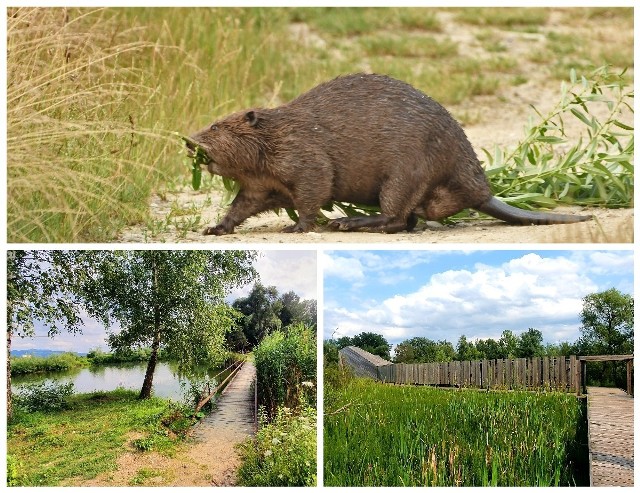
top-left (323, 249), bottom-right (633, 350)
top-left (13, 250), bottom-right (317, 353)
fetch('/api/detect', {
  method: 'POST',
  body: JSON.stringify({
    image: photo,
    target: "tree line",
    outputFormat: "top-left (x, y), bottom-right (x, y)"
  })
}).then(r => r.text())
top-left (326, 288), bottom-right (633, 388)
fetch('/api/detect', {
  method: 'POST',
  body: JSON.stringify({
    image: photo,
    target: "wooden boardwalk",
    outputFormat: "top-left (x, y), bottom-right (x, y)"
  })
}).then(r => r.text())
top-left (192, 361), bottom-right (256, 440)
top-left (587, 386), bottom-right (634, 486)
top-left (187, 361), bottom-right (256, 485)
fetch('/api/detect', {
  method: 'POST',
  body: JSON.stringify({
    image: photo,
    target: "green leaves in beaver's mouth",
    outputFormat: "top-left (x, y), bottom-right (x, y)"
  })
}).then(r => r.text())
top-left (178, 134), bottom-right (210, 191)
top-left (221, 177), bottom-right (241, 207)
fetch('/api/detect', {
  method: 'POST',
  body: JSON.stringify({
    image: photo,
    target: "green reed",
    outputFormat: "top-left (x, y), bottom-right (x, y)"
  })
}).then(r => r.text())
top-left (324, 379), bottom-right (588, 486)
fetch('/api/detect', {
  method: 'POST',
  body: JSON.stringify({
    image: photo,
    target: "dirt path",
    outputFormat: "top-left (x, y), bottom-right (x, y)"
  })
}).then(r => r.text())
top-left (74, 362), bottom-right (256, 487)
top-left (186, 361), bottom-right (256, 486)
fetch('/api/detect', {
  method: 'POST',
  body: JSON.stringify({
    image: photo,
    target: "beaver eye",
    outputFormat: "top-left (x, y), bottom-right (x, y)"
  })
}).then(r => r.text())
top-left (210, 124), bottom-right (218, 131)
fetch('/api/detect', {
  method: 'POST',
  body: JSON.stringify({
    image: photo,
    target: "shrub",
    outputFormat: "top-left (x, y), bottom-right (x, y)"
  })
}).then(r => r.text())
top-left (237, 405), bottom-right (317, 486)
top-left (7, 454), bottom-right (22, 486)
top-left (253, 324), bottom-right (316, 420)
top-left (14, 381), bottom-right (75, 412)
top-left (10, 353), bottom-right (87, 375)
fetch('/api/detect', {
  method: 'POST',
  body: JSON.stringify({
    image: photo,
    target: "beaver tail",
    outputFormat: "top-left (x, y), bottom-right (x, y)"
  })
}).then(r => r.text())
top-left (476, 197), bottom-right (592, 225)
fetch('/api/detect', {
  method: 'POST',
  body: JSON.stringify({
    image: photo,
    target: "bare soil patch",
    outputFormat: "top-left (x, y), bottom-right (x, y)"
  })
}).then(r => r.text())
top-left (119, 187), bottom-right (632, 244)
top-left (70, 428), bottom-right (247, 486)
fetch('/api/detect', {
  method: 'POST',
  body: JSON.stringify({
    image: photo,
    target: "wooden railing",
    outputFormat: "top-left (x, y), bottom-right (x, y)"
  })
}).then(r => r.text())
top-left (194, 360), bottom-right (244, 413)
top-left (339, 346), bottom-right (634, 395)
top-left (377, 356), bottom-right (585, 393)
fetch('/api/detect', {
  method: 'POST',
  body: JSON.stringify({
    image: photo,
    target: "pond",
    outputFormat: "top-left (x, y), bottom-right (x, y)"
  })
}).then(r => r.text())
top-left (11, 361), bottom-right (228, 402)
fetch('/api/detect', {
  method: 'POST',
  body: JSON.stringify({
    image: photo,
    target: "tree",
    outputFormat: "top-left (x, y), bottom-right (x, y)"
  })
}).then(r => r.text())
top-left (394, 337), bottom-right (455, 363)
top-left (233, 283), bottom-right (282, 347)
top-left (475, 338), bottom-right (502, 360)
top-left (7, 251), bottom-right (90, 419)
top-left (577, 288), bottom-right (633, 355)
top-left (351, 332), bottom-right (391, 360)
top-left (545, 341), bottom-right (575, 356)
top-left (576, 288), bottom-right (633, 387)
top-left (394, 341), bottom-right (416, 363)
top-left (323, 339), bottom-right (340, 365)
top-left (498, 330), bottom-right (518, 359)
top-left (225, 325), bottom-right (250, 353)
top-left (335, 336), bottom-right (353, 349)
top-left (83, 250), bottom-right (257, 399)
top-left (456, 335), bottom-right (482, 361)
top-left (279, 291), bottom-right (317, 330)
top-left (516, 328), bottom-right (545, 358)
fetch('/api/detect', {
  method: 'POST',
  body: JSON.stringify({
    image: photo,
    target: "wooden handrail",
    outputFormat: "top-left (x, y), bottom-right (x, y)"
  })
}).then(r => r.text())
top-left (194, 360), bottom-right (244, 414)
top-left (578, 354), bottom-right (634, 362)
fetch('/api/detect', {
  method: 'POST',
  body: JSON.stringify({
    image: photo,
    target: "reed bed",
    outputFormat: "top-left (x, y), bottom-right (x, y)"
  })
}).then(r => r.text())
top-left (324, 379), bottom-right (587, 486)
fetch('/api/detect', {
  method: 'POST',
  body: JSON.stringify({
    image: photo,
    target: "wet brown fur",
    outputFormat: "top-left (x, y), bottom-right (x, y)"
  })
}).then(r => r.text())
top-left (187, 74), bottom-right (591, 235)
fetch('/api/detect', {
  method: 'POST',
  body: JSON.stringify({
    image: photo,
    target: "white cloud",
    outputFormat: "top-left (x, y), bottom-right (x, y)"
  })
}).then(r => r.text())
top-left (325, 253), bottom-right (598, 345)
top-left (254, 251), bottom-right (317, 299)
top-left (230, 250), bottom-right (317, 300)
top-left (321, 252), bottom-right (365, 281)
top-left (585, 251), bottom-right (634, 276)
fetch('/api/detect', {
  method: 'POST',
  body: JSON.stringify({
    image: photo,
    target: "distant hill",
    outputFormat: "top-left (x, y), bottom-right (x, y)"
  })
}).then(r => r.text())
top-left (11, 349), bottom-right (87, 358)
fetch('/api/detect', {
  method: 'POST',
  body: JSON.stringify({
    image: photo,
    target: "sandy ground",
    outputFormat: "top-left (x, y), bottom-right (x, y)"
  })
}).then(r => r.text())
top-left (119, 10), bottom-right (633, 245)
top-left (119, 187), bottom-right (632, 244)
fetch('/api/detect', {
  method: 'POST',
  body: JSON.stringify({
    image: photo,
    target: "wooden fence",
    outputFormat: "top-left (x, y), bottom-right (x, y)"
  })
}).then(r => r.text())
top-left (376, 356), bottom-right (583, 393)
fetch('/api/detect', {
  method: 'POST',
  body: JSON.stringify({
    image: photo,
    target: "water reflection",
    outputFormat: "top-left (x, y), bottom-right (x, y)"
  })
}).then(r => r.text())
top-left (12, 361), bottom-right (225, 401)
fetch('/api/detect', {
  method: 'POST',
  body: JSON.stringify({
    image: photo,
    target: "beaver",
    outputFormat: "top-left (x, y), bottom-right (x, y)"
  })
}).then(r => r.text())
top-left (186, 73), bottom-right (591, 235)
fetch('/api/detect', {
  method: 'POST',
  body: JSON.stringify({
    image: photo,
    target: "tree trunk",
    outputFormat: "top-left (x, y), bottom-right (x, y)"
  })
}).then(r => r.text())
top-left (7, 326), bottom-right (12, 420)
top-left (139, 329), bottom-right (161, 399)
top-left (139, 252), bottom-right (162, 400)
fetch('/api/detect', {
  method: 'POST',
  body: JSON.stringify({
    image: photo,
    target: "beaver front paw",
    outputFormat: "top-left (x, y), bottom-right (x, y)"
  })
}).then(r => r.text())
top-left (203, 224), bottom-right (234, 235)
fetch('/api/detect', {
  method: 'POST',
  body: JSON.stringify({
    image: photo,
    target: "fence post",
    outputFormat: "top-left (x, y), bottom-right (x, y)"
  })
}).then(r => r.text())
top-left (627, 359), bottom-right (633, 396)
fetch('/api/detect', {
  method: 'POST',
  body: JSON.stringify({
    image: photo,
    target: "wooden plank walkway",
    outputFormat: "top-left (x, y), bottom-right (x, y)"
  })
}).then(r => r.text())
top-left (187, 361), bottom-right (256, 485)
top-left (192, 361), bottom-right (256, 440)
top-left (587, 386), bottom-right (634, 486)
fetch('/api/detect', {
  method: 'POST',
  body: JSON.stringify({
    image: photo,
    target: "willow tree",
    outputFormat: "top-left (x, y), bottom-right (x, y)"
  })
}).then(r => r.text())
top-left (83, 250), bottom-right (257, 399)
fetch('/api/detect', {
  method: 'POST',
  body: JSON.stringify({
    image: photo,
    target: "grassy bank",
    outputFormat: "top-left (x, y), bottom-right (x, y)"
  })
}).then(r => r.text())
top-left (237, 405), bottom-right (317, 487)
top-left (8, 7), bottom-right (633, 241)
top-left (7, 389), bottom-right (191, 486)
top-left (10, 353), bottom-right (89, 375)
top-left (324, 377), bottom-right (588, 486)
top-left (10, 349), bottom-right (162, 376)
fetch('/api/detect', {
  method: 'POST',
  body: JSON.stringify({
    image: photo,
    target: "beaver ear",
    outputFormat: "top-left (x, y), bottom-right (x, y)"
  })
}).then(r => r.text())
top-left (245, 111), bottom-right (259, 127)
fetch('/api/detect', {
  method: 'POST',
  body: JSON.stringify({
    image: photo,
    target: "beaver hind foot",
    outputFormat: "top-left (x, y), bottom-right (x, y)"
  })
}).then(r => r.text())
top-left (328, 213), bottom-right (418, 233)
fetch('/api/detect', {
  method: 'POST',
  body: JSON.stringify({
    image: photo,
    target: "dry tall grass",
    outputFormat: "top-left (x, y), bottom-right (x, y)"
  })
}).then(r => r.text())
top-left (7, 8), bottom-right (162, 242)
top-left (6, 8), bottom-right (305, 242)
